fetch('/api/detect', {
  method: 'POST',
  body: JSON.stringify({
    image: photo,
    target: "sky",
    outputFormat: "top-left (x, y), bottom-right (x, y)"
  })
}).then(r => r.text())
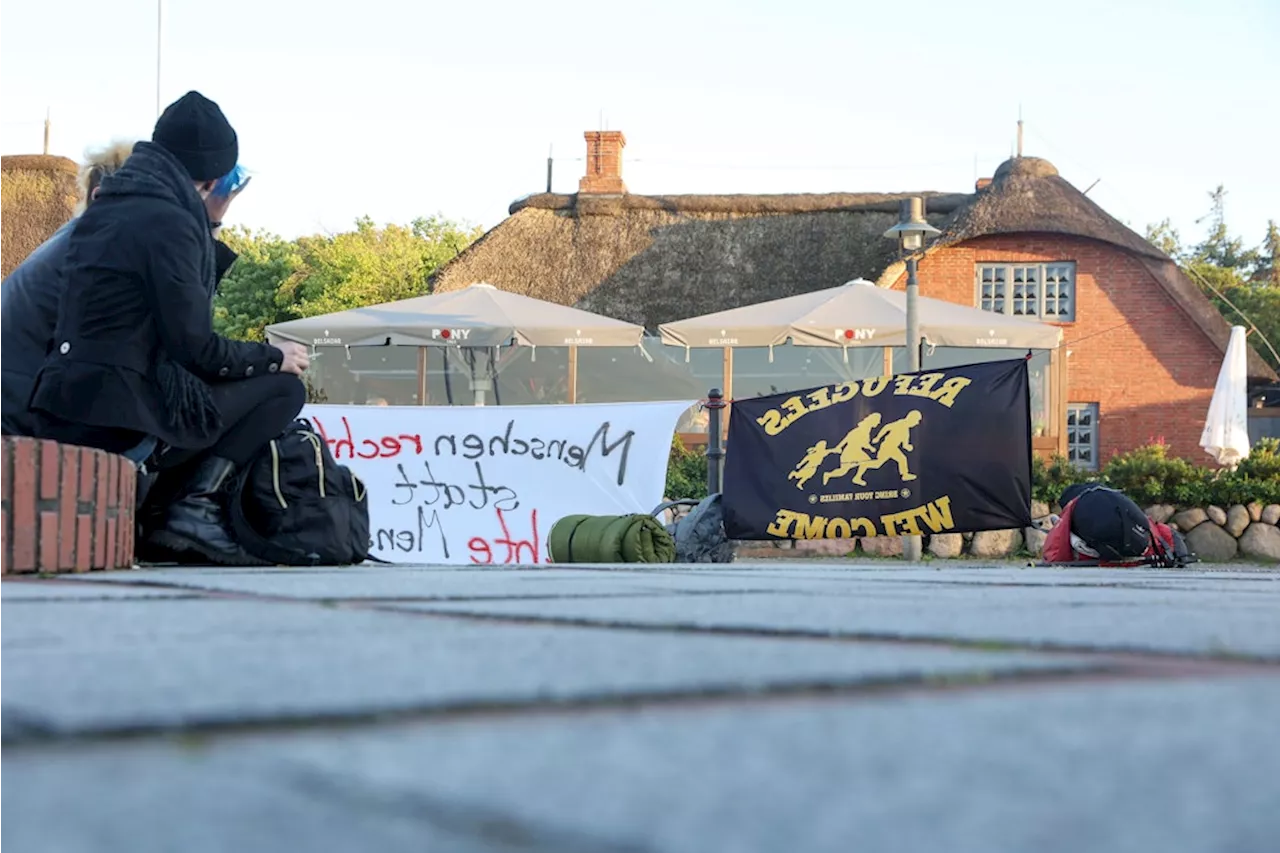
top-left (3, 0), bottom-right (1277, 252)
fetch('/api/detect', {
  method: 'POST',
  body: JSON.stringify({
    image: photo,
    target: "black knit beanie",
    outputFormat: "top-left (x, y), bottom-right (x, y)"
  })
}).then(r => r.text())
top-left (152, 91), bottom-right (238, 182)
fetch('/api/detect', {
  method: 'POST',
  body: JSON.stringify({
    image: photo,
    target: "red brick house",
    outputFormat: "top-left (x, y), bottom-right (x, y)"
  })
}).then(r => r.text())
top-left (431, 131), bottom-right (1275, 467)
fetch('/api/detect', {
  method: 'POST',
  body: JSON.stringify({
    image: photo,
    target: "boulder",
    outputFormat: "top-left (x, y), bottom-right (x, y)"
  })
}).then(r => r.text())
top-left (1030, 501), bottom-right (1050, 521)
top-left (1172, 508), bottom-right (1208, 531)
top-left (1145, 504), bottom-right (1176, 524)
top-left (1247, 502), bottom-right (1264, 523)
top-left (970, 529), bottom-right (1023, 559)
top-left (928, 533), bottom-right (963, 559)
top-left (1023, 526), bottom-right (1048, 556)
top-left (859, 536), bottom-right (904, 558)
top-left (1206, 506), bottom-right (1228, 526)
top-left (793, 538), bottom-right (857, 557)
top-left (1263, 505), bottom-right (1280, 525)
top-left (1185, 522), bottom-right (1238, 562)
top-left (1226, 505), bottom-right (1251, 539)
top-left (1238, 524), bottom-right (1280, 562)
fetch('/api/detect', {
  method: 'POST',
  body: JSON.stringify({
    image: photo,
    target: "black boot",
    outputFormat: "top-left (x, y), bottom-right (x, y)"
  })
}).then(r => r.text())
top-left (146, 456), bottom-right (267, 567)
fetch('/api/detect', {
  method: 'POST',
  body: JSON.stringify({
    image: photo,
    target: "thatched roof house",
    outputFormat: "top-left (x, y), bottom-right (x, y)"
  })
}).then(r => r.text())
top-left (431, 131), bottom-right (1273, 462)
top-left (884, 156), bottom-right (1274, 380)
top-left (432, 141), bottom-right (1271, 381)
top-left (1, 154), bottom-right (78, 277)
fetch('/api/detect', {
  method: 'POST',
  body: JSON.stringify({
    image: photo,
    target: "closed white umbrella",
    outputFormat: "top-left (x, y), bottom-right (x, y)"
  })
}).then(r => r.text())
top-left (1200, 325), bottom-right (1252, 467)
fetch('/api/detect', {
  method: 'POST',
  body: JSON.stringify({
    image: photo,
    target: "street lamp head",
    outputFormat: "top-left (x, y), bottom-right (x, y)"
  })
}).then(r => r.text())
top-left (883, 196), bottom-right (941, 254)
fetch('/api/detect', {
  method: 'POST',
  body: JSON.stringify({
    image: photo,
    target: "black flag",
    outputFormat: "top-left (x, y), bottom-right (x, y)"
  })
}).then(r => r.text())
top-left (722, 359), bottom-right (1033, 541)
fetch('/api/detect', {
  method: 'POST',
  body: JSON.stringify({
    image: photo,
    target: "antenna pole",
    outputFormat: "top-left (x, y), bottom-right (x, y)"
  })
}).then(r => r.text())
top-left (43, 108), bottom-right (50, 155)
top-left (546, 143), bottom-right (553, 193)
top-left (1016, 105), bottom-right (1024, 158)
top-left (156, 0), bottom-right (164, 117)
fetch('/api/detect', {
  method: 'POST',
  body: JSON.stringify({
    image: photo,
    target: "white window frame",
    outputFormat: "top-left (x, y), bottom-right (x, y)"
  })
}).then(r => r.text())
top-left (975, 262), bottom-right (1077, 321)
top-left (1067, 403), bottom-right (1099, 471)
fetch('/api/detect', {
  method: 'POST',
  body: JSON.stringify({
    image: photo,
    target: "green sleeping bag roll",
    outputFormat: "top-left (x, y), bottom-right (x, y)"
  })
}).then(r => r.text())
top-left (548, 513), bottom-right (676, 563)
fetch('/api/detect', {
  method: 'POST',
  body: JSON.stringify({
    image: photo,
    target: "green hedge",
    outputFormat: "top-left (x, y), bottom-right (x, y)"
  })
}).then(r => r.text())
top-left (667, 437), bottom-right (1280, 508)
top-left (1033, 438), bottom-right (1280, 508)
top-left (665, 436), bottom-right (710, 502)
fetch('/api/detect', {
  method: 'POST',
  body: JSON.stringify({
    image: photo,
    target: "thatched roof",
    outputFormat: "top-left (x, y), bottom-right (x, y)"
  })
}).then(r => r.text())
top-left (429, 156), bottom-right (1274, 379)
top-left (1, 155), bottom-right (78, 278)
top-left (873, 157), bottom-right (1275, 379)
top-left (432, 192), bottom-right (967, 329)
top-left (936, 157), bottom-right (1168, 261)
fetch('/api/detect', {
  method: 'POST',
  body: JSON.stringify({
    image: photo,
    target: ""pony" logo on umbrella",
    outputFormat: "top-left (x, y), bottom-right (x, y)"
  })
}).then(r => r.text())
top-left (432, 328), bottom-right (473, 341)
top-left (835, 328), bottom-right (877, 341)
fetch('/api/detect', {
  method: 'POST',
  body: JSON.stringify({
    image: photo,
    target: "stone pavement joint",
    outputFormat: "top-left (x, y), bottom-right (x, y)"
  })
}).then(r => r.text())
top-left (277, 764), bottom-right (651, 853)
top-left (5, 657), bottom-right (1272, 753)
top-left (360, 602), bottom-right (1280, 664)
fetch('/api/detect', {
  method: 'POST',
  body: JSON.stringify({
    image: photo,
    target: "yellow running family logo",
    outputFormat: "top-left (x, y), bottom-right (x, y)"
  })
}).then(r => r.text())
top-left (786, 410), bottom-right (923, 490)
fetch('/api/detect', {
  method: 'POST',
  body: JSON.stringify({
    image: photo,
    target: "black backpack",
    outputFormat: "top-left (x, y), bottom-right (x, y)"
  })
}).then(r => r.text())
top-left (228, 419), bottom-right (372, 566)
top-left (1061, 484), bottom-right (1154, 561)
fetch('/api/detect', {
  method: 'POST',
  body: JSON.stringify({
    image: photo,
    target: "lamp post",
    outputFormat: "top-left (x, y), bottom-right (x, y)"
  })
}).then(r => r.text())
top-left (883, 196), bottom-right (941, 563)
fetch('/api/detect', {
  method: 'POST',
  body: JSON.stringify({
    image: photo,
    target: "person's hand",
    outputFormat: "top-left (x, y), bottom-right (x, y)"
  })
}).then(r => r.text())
top-left (274, 341), bottom-right (311, 375)
top-left (205, 176), bottom-right (251, 228)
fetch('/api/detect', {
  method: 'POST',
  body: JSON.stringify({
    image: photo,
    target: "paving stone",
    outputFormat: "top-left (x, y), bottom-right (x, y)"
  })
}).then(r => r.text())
top-left (0, 598), bottom-right (1087, 737)
top-left (66, 564), bottom-right (1280, 601)
top-left (65, 566), bottom-right (874, 600)
top-left (1, 580), bottom-right (197, 600)
top-left (4, 676), bottom-right (1277, 853)
top-left (403, 581), bottom-right (1280, 658)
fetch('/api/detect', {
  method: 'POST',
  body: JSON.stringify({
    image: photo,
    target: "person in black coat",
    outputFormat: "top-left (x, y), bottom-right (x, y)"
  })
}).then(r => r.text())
top-left (1, 140), bottom-right (240, 441)
top-left (28, 91), bottom-right (312, 566)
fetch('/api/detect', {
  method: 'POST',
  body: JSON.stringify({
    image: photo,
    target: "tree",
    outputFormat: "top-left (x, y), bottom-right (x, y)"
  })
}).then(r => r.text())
top-left (1146, 188), bottom-right (1280, 371)
top-left (1254, 220), bottom-right (1280, 286)
top-left (213, 227), bottom-right (302, 341)
top-left (281, 216), bottom-right (483, 318)
top-left (212, 215), bottom-right (483, 342)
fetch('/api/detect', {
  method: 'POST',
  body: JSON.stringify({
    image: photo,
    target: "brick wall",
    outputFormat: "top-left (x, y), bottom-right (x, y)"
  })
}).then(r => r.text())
top-left (2, 437), bottom-right (136, 573)
top-left (887, 234), bottom-right (1223, 463)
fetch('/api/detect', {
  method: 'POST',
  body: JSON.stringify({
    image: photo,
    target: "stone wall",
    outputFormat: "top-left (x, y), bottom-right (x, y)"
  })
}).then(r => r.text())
top-left (738, 501), bottom-right (1280, 563)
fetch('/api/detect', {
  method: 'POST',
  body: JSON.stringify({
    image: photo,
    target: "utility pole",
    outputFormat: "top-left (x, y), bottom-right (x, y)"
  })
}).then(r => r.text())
top-left (156, 0), bottom-right (164, 117)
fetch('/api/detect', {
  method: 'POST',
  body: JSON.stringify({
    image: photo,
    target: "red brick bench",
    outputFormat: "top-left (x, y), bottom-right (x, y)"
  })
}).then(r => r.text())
top-left (2, 437), bottom-right (136, 574)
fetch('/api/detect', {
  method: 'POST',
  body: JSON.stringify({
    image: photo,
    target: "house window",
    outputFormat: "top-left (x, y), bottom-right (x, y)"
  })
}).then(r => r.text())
top-left (1067, 403), bottom-right (1099, 471)
top-left (976, 263), bottom-right (1076, 321)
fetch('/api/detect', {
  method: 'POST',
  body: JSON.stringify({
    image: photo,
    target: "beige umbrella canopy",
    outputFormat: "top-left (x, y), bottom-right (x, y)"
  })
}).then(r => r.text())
top-left (658, 279), bottom-right (1063, 351)
top-left (267, 282), bottom-right (645, 349)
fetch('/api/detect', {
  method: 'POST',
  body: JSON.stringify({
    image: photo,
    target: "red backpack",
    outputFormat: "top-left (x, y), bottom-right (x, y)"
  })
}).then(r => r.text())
top-left (1042, 487), bottom-right (1192, 567)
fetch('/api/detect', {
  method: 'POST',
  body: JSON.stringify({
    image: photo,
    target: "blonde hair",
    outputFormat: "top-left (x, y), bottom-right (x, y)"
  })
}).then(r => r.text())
top-left (75, 140), bottom-right (137, 214)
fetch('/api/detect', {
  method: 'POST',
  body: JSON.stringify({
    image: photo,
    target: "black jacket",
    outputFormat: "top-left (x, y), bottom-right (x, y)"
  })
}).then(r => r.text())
top-left (28, 142), bottom-right (283, 453)
top-left (1, 217), bottom-right (239, 438)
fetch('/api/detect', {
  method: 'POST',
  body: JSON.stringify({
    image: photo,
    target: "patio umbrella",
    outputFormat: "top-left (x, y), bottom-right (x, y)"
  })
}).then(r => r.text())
top-left (266, 282), bottom-right (644, 349)
top-left (658, 279), bottom-right (1063, 353)
top-left (267, 283), bottom-right (647, 405)
top-left (1200, 325), bottom-right (1252, 467)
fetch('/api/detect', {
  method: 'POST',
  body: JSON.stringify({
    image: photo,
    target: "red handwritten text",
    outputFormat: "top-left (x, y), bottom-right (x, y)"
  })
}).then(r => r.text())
top-left (468, 508), bottom-right (542, 565)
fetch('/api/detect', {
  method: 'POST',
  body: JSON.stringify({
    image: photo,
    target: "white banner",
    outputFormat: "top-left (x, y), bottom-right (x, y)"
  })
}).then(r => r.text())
top-left (303, 401), bottom-right (696, 565)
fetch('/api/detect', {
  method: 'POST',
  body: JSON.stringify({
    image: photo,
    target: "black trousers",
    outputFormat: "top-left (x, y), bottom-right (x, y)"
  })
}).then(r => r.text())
top-left (157, 373), bottom-right (306, 469)
top-left (138, 374), bottom-right (304, 537)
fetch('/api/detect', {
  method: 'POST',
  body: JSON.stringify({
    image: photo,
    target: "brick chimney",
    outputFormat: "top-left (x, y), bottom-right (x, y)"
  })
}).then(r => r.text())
top-left (579, 130), bottom-right (627, 195)
top-left (975, 177), bottom-right (993, 191)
